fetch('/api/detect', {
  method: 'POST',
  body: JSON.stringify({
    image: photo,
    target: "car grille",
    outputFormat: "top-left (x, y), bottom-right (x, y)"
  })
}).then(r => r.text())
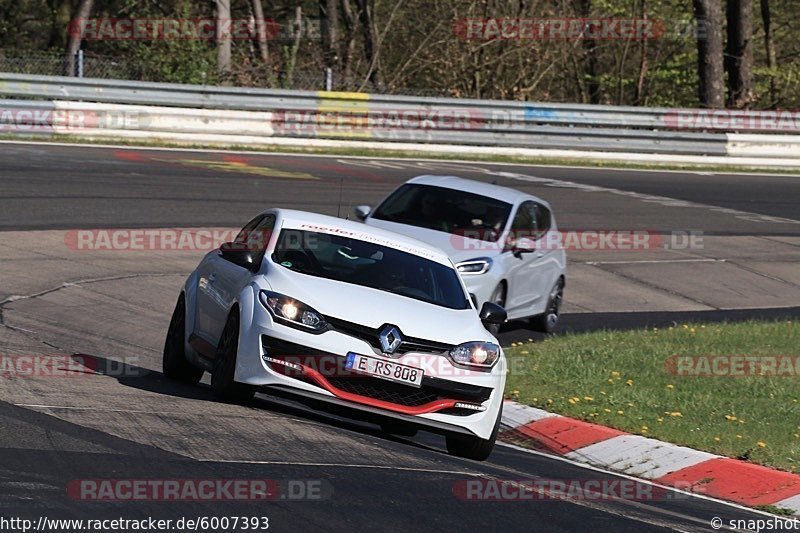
top-left (324, 315), bottom-right (453, 355)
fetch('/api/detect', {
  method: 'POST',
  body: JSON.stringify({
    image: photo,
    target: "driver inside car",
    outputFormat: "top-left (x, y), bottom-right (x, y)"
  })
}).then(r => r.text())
top-left (409, 190), bottom-right (449, 232)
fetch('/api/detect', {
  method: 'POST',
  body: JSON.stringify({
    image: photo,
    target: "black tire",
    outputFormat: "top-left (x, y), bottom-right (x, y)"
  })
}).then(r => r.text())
top-left (211, 310), bottom-right (255, 403)
top-left (530, 278), bottom-right (564, 334)
top-left (379, 421), bottom-right (418, 437)
top-left (445, 403), bottom-right (502, 461)
top-left (484, 283), bottom-right (506, 336)
top-left (162, 294), bottom-right (204, 385)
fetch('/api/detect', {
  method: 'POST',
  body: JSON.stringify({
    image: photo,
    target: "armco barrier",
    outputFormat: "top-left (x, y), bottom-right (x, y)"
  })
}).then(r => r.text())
top-left (1, 72), bottom-right (799, 161)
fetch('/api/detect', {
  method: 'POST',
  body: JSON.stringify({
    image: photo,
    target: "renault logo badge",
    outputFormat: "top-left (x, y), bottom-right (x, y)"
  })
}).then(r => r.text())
top-left (379, 325), bottom-right (403, 354)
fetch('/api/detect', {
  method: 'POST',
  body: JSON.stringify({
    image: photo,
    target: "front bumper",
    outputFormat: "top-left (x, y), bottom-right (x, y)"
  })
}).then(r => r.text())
top-left (234, 307), bottom-right (505, 439)
top-left (261, 335), bottom-right (492, 417)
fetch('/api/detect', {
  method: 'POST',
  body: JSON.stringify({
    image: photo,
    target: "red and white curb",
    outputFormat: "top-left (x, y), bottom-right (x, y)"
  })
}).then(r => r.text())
top-left (499, 401), bottom-right (800, 515)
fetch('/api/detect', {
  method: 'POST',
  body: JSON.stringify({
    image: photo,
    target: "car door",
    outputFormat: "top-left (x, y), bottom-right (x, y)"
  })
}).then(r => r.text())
top-left (195, 214), bottom-right (274, 347)
top-left (498, 201), bottom-right (553, 318)
top-left (531, 202), bottom-right (562, 310)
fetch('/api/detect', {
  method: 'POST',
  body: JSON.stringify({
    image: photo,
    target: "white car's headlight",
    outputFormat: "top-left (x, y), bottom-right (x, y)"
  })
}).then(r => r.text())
top-left (259, 290), bottom-right (327, 333)
top-left (449, 341), bottom-right (500, 369)
top-left (456, 257), bottom-right (493, 275)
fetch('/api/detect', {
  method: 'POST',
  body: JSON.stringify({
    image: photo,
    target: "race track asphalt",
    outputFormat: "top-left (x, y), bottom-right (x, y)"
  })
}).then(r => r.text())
top-left (1, 141), bottom-right (798, 532)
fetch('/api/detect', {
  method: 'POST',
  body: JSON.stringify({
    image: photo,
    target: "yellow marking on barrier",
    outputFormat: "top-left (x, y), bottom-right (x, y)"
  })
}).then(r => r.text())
top-left (316, 91), bottom-right (370, 101)
top-left (320, 131), bottom-right (374, 139)
top-left (317, 104), bottom-right (370, 114)
top-left (315, 92), bottom-right (372, 138)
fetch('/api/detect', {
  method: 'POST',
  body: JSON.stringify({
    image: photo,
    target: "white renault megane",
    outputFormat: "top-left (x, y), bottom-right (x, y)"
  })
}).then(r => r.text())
top-left (163, 209), bottom-right (507, 460)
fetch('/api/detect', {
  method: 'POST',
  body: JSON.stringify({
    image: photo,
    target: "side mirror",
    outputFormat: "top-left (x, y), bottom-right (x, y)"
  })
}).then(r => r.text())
top-left (512, 237), bottom-right (537, 258)
top-left (219, 242), bottom-right (255, 270)
top-left (354, 205), bottom-right (371, 221)
top-left (479, 301), bottom-right (507, 325)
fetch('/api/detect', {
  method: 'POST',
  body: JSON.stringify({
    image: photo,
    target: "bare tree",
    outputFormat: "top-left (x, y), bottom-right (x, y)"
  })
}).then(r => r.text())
top-left (283, 6), bottom-right (303, 87)
top-left (65, 0), bottom-right (93, 76)
top-left (320, 0), bottom-right (339, 71)
top-left (340, 0), bottom-right (357, 81)
top-left (760, 0), bottom-right (779, 106)
top-left (634, 0), bottom-right (650, 105)
top-left (577, 0), bottom-right (600, 104)
top-left (251, 0), bottom-right (269, 64)
top-left (216, 0), bottom-right (232, 79)
top-left (356, 0), bottom-right (383, 89)
top-left (726, 0), bottom-right (754, 108)
top-left (692, 0), bottom-right (725, 108)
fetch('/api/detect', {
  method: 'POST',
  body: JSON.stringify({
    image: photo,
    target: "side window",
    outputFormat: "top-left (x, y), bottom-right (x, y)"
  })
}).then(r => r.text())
top-left (247, 215), bottom-right (276, 271)
top-left (510, 201), bottom-right (538, 243)
top-left (533, 203), bottom-right (552, 238)
top-left (225, 214), bottom-right (275, 271)
top-left (234, 215), bottom-right (265, 245)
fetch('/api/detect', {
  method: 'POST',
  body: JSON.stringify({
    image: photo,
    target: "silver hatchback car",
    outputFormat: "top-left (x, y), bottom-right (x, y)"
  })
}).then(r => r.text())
top-left (356, 175), bottom-right (567, 334)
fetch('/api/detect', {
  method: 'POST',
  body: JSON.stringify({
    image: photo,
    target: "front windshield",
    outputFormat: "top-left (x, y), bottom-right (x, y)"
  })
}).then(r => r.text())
top-left (271, 228), bottom-right (470, 310)
top-left (371, 184), bottom-right (512, 243)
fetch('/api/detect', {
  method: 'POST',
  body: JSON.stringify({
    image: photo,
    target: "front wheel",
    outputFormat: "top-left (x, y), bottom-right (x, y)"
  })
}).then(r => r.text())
top-left (445, 403), bottom-right (502, 461)
top-left (530, 278), bottom-right (564, 334)
top-left (211, 311), bottom-right (255, 403)
top-left (162, 294), bottom-right (204, 385)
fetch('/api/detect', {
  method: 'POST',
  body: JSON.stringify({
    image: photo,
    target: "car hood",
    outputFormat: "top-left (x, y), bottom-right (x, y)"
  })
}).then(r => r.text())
top-left (264, 265), bottom-right (494, 345)
top-left (364, 218), bottom-right (503, 264)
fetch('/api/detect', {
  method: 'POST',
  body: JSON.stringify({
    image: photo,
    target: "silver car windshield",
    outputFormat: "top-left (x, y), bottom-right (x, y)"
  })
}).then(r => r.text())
top-left (371, 184), bottom-right (512, 243)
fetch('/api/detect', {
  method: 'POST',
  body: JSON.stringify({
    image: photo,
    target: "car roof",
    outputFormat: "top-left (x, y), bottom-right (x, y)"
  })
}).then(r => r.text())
top-left (407, 175), bottom-right (548, 206)
top-left (271, 209), bottom-right (453, 265)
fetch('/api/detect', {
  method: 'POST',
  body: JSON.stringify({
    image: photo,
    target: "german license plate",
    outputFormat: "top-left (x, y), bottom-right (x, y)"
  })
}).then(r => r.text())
top-left (345, 352), bottom-right (424, 388)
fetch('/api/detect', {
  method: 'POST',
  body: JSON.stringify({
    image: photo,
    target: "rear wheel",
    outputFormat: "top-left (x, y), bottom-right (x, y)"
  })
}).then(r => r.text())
top-left (445, 403), bottom-right (502, 461)
top-left (162, 294), bottom-right (204, 385)
top-left (484, 283), bottom-right (506, 336)
top-left (530, 278), bottom-right (564, 334)
top-left (211, 311), bottom-right (255, 403)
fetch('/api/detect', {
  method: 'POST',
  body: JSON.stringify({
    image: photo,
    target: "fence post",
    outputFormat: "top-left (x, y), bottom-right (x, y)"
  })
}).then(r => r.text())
top-left (77, 50), bottom-right (84, 78)
top-left (325, 67), bottom-right (332, 91)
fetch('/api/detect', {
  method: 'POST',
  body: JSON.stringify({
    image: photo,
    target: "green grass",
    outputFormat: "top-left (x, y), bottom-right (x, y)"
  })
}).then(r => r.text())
top-left (754, 504), bottom-right (798, 516)
top-left (504, 320), bottom-right (800, 472)
top-left (2, 133), bottom-right (800, 175)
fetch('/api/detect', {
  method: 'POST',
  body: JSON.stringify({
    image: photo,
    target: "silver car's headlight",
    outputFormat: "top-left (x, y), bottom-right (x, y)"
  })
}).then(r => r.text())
top-left (259, 290), bottom-right (327, 333)
top-left (456, 257), bottom-right (493, 275)
top-left (449, 341), bottom-right (500, 369)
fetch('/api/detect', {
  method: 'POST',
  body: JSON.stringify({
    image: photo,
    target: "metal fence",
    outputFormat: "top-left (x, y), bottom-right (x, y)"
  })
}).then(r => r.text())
top-left (0, 50), bottom-right (452, 96)
top-left (0, 51), bottom-right (139, 80)
top-left (1, 72), bottom-right (798, 161)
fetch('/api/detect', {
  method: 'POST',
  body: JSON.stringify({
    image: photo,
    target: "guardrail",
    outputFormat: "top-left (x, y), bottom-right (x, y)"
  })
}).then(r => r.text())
top-left (1, 73), bottom-right (799, 162)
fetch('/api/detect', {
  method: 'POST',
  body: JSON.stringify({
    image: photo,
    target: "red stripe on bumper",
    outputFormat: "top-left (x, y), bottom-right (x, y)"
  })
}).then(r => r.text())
top-left (300, 365), bottom-right (462, 415)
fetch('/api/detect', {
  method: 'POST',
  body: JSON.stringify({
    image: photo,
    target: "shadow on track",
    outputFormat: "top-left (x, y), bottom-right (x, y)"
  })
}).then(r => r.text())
top-left (71, 353), bottom-right (443, 454)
